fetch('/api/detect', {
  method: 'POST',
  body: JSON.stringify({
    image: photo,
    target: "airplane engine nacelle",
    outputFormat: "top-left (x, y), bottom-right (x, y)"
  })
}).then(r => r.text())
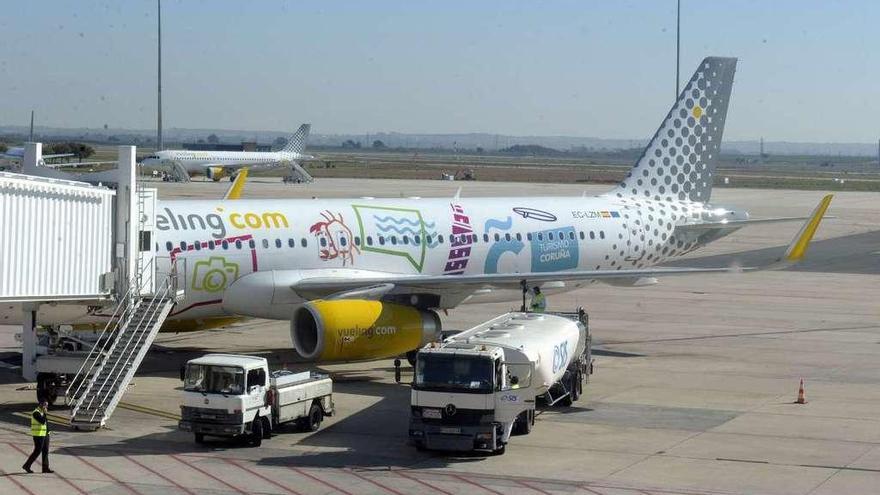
top-left (291, 300), bottom-right (441, 362)
top-left (206, 166), bottom-right (226, 181)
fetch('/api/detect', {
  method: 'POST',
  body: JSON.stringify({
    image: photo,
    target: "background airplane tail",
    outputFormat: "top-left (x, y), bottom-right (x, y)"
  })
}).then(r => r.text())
top-left (613, 57), bottom-right (737, 204)
top-left (282, 124), bottom-right (311, 154)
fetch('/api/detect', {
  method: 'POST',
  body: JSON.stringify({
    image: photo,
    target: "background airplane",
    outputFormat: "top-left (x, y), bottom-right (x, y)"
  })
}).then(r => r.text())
top-left (140, 123), bottom-right (313, 182)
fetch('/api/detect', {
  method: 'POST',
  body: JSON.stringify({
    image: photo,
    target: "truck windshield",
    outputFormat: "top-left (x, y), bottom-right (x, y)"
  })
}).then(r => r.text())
top-left (414, 354), bottom-right (494, 393)
top-left (184, 364), bottom-right (245, 395)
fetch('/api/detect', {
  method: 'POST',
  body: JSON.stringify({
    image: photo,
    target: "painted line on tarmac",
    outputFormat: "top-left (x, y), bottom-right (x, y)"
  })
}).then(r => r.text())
top-left (70, 449), bottom-right (145, 495)
top-left (447, 473), bottom-right (505, 495)
top-left (289, 466), bottom-right (355, 495)
top-left (6, 441), bottom-right (87, 495)
top-left (13, 411), bottom-right (70, 428)
top-left (345, 469), bottom-right (407, 495)
top-left (168, 453), bottom-right (246, 495)
top-left (513, 479), bottom-right (554, 495)
top-left (223, 458), bottom-right (303, 495)
top-left (117, 401), bottom-right (181, 421)
top-left (393, 470), bottom-right (454, 495)
top-left (122, 453), bottom-right (197, 495)
top-left (0, 468), bottom-right (37, 495)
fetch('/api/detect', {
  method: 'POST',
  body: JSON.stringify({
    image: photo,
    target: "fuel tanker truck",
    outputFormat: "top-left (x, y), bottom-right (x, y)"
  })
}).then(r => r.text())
top-left (409, 309), bottom-right (592, 455)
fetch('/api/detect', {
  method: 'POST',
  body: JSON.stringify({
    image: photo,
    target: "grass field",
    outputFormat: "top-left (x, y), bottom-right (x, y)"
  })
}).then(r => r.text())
top-left (57, 145), bottom-right (880, 192)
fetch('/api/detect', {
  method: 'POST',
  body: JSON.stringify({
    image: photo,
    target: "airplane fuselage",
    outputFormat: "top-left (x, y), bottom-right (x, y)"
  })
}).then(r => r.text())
top-left (143, 150), bottom-right (304, 174)
top-left (154, 195), bottom-right (740, 323)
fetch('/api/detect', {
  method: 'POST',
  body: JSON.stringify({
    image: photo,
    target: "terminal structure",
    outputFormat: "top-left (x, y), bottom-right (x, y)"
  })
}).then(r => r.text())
top-left (0, 144), bottom-right (181, 429)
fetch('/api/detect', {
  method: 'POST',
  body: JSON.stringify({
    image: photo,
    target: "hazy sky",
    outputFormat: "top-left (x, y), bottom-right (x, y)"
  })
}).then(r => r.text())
top-left (3, 1), bottom-right (879, 141)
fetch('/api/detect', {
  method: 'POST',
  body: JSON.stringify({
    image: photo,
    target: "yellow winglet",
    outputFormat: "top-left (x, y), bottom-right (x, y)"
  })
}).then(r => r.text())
top-left (223, 168), bottom-right (248, 200)
top-left (784, 194), bottom-right (833, 262)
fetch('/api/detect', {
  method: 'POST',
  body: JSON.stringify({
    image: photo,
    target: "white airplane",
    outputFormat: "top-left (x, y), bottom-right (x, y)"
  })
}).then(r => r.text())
top-left (2, 146), bottom-right (75, 165)
top-left (140, 124), bottom-right (313, 182)
top-left (3, 57), bottom-right (834, 365)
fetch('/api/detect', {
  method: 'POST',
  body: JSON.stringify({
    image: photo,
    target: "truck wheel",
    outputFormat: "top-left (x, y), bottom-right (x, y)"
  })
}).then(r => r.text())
top-left (406, 350), bottom-right (418, 367)
top-left (513, 411), bottom-right (532, 435)
top-left (571, 372), bottom-right (581, 402)
top-left (490, 444), bottom-right (506, 456)
top-left (250, 416), bottom-right (264, 447)
top-left (306, 403), bottom-right (323, 432)
top-left (194, 433), bottom-right (205, 444)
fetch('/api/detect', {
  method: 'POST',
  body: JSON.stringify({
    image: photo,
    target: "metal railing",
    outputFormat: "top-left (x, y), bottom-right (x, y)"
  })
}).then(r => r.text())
top-left (73, 276), bottom-right (175, 424)
top-left (66, 256), bottom-right (179, 422)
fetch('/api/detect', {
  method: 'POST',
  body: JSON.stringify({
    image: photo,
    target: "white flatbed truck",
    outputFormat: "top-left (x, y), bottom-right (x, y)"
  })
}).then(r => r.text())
top-left (409, 309), bottom-right (591, 454)
top-left (178, 354), bottom-right (333, 445)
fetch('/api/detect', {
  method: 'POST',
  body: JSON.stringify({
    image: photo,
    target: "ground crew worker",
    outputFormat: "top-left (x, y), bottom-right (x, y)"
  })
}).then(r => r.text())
top-left (529, 286), bottom-right (546, 313)
top-left (22, 399), bottom-right (52, 474)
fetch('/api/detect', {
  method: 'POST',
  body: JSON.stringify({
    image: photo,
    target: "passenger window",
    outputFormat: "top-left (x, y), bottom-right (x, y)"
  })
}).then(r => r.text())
top-left (320, 237), bottom-right (327, 247)
top-left (262, 239), bottom-right (269, 249)
top-left (391, 236), bottom-right (398, 245)
top-left (548, 232), bottom-right (554, 241)
top-left (537, 233), bottom-right (543, 241)
top-left (438, 235), bottom-right (444, 244)
top-left (340, 237), bottom-right (348, 247)
top-left (222, 241), bottom-right (229, 249)
top-left (194, 242), bottom-right (201, 251)
top-left (301, 238), bottom-right (307, 247)
top-left (569, 232), bottom-right (575, 240)
top-left (590, 231), bottom-right (595, 240)
top-left (527, 233), bottom-right (533, 241)
top-left (166, 241), bottom-right (173, 251)
top-left (600, 231), bottom-right (605, 239)
top-left (235, 240), bottom-right (243, 249)
top-left (515, 233), bottom-right (522, 241)
top-left (208, 241), bottom-right (215, 250)
top-left (402, 236), bottom-right (409, 245)
top-left (354, 236), bottom-right (361, 246)
top-left (288, 238), bottom-right (295, 247)
top-left (494, 233), bottom-right (500, 241)
top-left (367, 236), bottom-right (374, 246)
top-left (248, 239), bottom-right (255, 249)
top-left (579, 231), bottom-right (585, 240)
top-left (275, 239), bottom-right (282, 248)
top-left (483, 233), bottom-right (489, 242)
top-left (414, 235), bottom-right (420, 245)
top-left (504, 233), bottom-right (511, 241)
top-left (378, 236), bottom-right (385, 246)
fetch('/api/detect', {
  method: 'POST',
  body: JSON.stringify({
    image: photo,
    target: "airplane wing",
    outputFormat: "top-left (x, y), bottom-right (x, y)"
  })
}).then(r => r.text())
top-left (223, 168), bottom-right (248, 200)
top-left (286, 195), bottom-right (833, 304)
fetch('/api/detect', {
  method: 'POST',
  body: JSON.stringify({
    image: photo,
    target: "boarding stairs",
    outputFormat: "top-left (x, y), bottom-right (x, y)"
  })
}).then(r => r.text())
top-left (67, 186), bottom-right (180, 430)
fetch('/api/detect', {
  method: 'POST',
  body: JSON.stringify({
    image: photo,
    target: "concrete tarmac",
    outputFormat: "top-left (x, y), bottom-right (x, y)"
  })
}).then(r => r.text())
top-left (1, 178), bottom-right (878, 495)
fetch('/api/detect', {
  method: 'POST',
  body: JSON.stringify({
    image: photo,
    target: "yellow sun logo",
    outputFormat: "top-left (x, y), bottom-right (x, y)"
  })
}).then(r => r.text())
top-left (692, 105), bottom-right (703, 119)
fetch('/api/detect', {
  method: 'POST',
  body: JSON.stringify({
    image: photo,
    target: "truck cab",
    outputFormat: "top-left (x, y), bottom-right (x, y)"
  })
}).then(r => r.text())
top-left (410, 343), bottom-right (534, 454)
top-left (179, 354), bottom-right (271, 445)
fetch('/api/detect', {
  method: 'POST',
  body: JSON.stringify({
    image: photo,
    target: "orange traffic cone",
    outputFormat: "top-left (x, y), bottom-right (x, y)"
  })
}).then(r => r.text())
top-left (795, 378), bottom-right (807, 404)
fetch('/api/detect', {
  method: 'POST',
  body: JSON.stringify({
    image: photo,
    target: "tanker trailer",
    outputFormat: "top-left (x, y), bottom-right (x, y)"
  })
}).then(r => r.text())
top-left (409, 309), bottom-right (591, 455)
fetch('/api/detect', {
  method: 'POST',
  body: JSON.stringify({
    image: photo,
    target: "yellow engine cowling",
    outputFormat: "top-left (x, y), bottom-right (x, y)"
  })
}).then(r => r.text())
top-left (291, 300), bottom-right (441, 362)
top-left (206, 166), bottom-right (227, 181)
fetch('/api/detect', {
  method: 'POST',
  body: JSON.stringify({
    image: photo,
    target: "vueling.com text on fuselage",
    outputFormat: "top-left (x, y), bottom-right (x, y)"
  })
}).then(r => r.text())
top-left (156, 207), bottom-right (290, 239)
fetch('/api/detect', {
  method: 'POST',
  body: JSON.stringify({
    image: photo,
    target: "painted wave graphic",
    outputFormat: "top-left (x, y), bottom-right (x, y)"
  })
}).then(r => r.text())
top-left (373, 215), bottom-right (436, 229)
top-left (484, 216), bottom-right (513, 232)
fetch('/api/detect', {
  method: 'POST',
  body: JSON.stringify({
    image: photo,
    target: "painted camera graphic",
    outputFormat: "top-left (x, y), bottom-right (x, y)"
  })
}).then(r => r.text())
top-left (192, 256), bottom-right (239, 293)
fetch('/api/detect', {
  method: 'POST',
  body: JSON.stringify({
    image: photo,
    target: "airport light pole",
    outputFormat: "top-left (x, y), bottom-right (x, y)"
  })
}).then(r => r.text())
top-left (157, 0), bottom-right (163, 151)
top-left (676, 0), bottom-right (681, 98)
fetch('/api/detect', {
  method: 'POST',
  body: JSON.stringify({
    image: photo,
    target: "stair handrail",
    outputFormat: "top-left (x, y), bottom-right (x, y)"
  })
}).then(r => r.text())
top-left (83, 279), bottom-right (175, 423)
top-left (66, 272), bottom-right (141, 407)
top-left (67, 256), bottom-right (155, 414)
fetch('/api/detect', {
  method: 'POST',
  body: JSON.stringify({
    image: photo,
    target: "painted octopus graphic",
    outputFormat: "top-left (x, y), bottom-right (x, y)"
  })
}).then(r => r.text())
top-left (310, 211), bottom-right (360, 266)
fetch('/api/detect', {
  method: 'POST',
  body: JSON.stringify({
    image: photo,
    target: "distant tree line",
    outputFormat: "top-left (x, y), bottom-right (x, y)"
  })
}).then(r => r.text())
top-left (45, 142), bottom-right (95, 159)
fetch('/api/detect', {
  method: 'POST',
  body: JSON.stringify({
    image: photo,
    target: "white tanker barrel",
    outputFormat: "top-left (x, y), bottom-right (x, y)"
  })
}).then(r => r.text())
top-left (451, 313), bottom-right (585, 395)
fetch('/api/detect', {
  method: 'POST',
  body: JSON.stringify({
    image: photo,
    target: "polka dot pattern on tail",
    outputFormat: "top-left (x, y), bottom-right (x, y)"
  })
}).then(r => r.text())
top-left (616, 57), bottom-right (737, 204)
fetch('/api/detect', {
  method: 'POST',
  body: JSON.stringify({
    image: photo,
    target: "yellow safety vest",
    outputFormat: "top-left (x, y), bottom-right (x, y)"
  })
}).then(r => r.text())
top-left (530, 293), bottom-right (546, 313)
top-left (30, 408), bottom-right (47, 437)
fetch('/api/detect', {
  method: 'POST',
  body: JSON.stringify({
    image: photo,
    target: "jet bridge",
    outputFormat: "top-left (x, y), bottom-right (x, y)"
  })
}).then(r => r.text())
top-left (0, 144), bottom-right (180, 429)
